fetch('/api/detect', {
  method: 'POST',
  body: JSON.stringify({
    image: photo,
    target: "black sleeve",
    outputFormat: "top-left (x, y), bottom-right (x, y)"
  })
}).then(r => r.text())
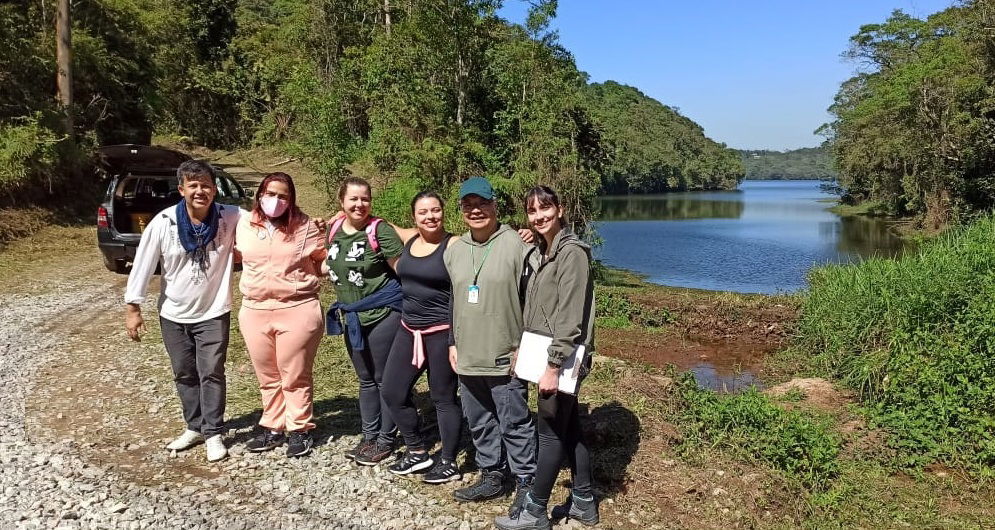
top-left (447, 289), bottom-right (456, 346)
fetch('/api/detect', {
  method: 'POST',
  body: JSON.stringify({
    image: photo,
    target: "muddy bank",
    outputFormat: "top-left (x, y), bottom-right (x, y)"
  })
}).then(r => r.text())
top-left (597, 282), bottom-right (798, 391)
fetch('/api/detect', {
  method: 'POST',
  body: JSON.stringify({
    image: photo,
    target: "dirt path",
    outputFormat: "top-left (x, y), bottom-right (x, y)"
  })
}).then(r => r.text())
top-left (0, 236), bottom-right (514, 529)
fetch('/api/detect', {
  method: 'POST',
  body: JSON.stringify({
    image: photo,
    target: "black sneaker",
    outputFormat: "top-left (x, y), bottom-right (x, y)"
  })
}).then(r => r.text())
top-left (423, 458), bottom-right (462, 484)
top-left (354, 440), bottom-right (395, 465)
top-left (508, 475), bottom-right (534, 518)
top-left (454, 469), bottom-right (506, 502)
top-left (286, 431), bottom-right (313, 458)
top-left (245, 430), bottom-right (286, 452)
top-left (345, 438), bottom-right (374, 460)
top-left (388, 451), bottom-right (433, 475)
top-left (550, 492), bottom-right (599, 526)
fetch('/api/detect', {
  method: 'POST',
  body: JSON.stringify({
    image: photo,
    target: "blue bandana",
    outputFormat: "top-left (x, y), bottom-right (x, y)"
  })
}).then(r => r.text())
top-left (176, 200), bottom-right (219, 271)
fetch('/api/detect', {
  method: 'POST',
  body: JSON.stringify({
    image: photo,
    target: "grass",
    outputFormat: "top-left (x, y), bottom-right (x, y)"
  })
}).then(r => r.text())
top-left (675, 374), bottom-right (842, 491)
top-left (0, 224), bottom-right (98, 293)
top-left (798, 215), bottom-right (995, 474)
top-left (827, 200), bottom-right (892, 218)
top-left (594, 286), bottom-right (675, 329)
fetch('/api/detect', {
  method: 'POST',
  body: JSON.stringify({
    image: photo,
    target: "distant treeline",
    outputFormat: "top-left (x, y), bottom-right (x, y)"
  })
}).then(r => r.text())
top-left (737, 147), bottom-right (835, 181)
top-left (0, 0), bottom-right (741, 228)
top-left (822, 1), bottom-right (995, 228)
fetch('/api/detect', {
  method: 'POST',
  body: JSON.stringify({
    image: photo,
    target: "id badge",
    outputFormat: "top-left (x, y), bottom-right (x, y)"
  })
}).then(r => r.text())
top-left (467, 284), bottom-right (479, 304)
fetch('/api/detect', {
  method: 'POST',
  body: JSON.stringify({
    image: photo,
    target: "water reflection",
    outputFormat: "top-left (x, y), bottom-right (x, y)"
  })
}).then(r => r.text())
top-left (595, 180), bottom-right (911, 293)
top-left (833, 215), bottom-right (911, 257)
top-left (691, 363), bottom-right (762, 393)
top-left (598, 193), bottom-right (745, 221)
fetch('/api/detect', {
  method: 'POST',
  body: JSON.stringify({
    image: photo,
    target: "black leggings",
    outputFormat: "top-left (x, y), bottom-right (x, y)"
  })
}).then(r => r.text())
top-left (531, 390), bottom-right (593, 506)
top-left (382, 326), bottom-right (461, 461)
top-left (345, 310), bottom-right (400, 445)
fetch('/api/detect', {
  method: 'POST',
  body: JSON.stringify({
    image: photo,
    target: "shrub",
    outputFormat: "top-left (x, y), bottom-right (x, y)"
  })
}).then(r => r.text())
top-left (595, 287), bottom-right (675, 329)
top-left (798, 215), bottom-right (995, 473)
top-left (0, 116), bottom-right (60, 196)
top-left (676, 375), bottom-right (842, 490)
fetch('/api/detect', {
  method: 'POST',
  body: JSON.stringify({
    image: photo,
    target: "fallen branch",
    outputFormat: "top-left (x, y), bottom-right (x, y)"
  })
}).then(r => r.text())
top-left (269, 157), bottom-right (296, 167)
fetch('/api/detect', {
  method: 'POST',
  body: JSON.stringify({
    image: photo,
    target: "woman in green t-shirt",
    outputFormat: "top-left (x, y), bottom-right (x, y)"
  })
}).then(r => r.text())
top-left (325, 177), bottom-right (405, 464)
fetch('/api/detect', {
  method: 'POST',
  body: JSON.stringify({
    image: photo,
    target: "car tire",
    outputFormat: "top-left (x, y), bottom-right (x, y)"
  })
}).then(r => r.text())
top-left (113, 260), bottom-right (130, 274)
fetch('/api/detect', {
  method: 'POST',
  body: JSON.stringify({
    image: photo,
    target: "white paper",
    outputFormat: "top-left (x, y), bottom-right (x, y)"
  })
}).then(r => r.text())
top-left (514, 330), bottom-right (586, 395)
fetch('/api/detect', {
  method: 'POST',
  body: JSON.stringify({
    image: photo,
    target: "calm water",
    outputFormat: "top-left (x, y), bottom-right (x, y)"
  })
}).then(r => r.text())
top-left (595, 180), bottom-right (910, 294)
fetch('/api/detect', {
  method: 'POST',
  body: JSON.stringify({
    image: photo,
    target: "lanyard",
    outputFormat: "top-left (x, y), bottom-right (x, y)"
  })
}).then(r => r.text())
top-left (469, 240), bottom-right (495, 285)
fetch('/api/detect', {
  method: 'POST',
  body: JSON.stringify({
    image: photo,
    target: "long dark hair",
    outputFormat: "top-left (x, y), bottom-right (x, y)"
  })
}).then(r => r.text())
top-left (253, 172), bottom-right (304, 230)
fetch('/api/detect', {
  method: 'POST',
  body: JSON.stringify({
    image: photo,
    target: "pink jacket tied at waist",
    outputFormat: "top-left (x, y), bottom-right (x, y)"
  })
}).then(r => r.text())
top-left (401, 320), bottom-right (451, 369)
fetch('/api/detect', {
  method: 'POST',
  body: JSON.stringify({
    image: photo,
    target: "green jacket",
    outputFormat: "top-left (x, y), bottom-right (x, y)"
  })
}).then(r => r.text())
top-left (444, 224), bottom-right (528, 376)
top-left (523, 229), bottom-right (596, 366)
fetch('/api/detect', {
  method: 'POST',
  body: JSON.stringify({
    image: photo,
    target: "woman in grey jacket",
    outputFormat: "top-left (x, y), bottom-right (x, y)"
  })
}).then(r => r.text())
top-left (495, 186), bottom-right (597, 530)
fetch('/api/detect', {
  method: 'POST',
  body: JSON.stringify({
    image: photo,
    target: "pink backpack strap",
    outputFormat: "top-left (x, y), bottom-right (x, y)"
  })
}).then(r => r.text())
top-left (327, 216), bottom-right (346, 247)
top-left (366, 217), bottom-right (382, 253)
top-left (327, 216), bottom-right (382, 253)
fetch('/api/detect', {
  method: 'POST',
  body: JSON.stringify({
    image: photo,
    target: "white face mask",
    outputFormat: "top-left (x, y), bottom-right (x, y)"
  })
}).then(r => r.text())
top-left (260, 196), bottom-right (289, 218)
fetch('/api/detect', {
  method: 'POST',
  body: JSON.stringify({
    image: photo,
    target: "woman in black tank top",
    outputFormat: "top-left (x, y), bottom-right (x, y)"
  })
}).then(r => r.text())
top-left (381, 192), bottom-right (463, 483)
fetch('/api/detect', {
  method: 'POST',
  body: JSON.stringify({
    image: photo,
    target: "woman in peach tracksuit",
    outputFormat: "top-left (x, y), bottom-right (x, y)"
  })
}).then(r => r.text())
top-left (236, 172), bottom-right (325, 458)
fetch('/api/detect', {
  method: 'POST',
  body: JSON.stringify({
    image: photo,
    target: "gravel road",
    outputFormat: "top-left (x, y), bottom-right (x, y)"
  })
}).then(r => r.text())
top-left (0, 267), bottom-right (575, 529)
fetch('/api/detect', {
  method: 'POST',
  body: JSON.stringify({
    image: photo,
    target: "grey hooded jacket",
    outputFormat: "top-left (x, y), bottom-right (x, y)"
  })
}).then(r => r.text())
top-left (523, 228), bottom-right (596, 366)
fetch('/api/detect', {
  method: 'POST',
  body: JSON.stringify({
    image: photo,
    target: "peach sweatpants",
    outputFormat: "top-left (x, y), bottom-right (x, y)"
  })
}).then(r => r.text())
top-left (238, 299), bottom-right (323, 432)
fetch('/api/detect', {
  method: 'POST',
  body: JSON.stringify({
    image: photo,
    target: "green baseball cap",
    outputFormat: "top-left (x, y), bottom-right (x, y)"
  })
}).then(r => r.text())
top-left (458, 176), bottom-right (495, 201)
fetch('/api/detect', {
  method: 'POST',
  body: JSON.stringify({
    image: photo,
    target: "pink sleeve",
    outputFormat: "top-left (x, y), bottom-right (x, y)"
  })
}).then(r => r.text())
top-left (305, 219), bottom-right (327, 262)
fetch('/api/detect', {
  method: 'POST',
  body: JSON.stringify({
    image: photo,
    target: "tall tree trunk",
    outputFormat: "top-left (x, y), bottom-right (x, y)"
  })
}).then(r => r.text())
top-left (456, 54), bottom-right (466, 126)
top-left (56, 0), bottom-right (73, 140)
top-left (384, 0), bottom-right (391, 35)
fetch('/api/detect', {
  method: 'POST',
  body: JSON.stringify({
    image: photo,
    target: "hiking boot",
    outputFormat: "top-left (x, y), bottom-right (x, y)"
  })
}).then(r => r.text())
top-left (508, 475), bottom-right (534, 518)
top-left (245, 430), bottom-right (285, 452)
top-left (550, 491), bottom-right (599, 526)
top-left (205, 434), bottom-right (228, 463)
top-left (345, 438), bottom-right (374, 460)
top-left (355, 440), bottom-right (395, 465)
top-left (453, 469), bottom-right (506, 502)
top-left (286, 431), bottom-right (314, 458)
top-left (423, 458), bottom-right (462, 484)
top-left (494, 493), bottom-right (551, 530)
top-left (388, 450), bottom-right (433, 475)
top-left (165, 429), bottom-right (202, 451)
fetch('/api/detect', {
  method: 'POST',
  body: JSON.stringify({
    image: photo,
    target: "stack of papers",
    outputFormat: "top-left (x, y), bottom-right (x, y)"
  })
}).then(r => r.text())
top-left (513, 330), bottom-right (586, 395)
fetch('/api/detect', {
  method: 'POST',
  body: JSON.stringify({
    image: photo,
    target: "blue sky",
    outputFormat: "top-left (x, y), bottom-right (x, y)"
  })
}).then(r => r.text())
top-left (498, 0), bottom-right (957, 150)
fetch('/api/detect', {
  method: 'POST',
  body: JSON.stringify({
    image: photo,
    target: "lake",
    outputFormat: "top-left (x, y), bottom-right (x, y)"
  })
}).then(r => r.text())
top-left (595, 180), bottom-right (910, 294)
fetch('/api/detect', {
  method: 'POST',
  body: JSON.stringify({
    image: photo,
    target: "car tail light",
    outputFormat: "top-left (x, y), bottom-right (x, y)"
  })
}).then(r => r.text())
top-left (97, 206), bottom-right (109, 228)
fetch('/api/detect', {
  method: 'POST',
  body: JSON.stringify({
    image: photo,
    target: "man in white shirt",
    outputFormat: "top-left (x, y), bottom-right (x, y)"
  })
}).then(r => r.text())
top-left (124, 160), bottom-right (241, 462)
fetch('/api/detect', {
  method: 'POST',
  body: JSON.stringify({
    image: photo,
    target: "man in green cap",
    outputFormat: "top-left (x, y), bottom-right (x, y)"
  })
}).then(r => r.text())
top-left (445, 176), bottom-right (536, 515)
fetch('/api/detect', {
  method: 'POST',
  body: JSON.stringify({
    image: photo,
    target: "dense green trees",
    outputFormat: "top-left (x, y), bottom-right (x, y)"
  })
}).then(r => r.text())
top-left (738, 147), bottom-right (835, 180)
top-left (823, 1), bottom-right (995, 228)
top-left (588, 82), bottom-right (742, 193)
top-left (1, 0), bottom-right (742, 223)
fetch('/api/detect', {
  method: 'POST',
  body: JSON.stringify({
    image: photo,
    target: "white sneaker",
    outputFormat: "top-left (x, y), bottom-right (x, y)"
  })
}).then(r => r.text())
top-left (165, 429), bottom-right (203, 451)
top-left (205, 435), bottom-right (228, 462)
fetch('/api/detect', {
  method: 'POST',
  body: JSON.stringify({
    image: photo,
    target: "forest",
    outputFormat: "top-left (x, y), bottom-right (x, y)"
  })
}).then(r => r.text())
top-left (737, 147), bottom-right (835, 180)
top-left (822, 0), bottom-right (995, 228)
top-left (0, 0), bottom-right (742, 228)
